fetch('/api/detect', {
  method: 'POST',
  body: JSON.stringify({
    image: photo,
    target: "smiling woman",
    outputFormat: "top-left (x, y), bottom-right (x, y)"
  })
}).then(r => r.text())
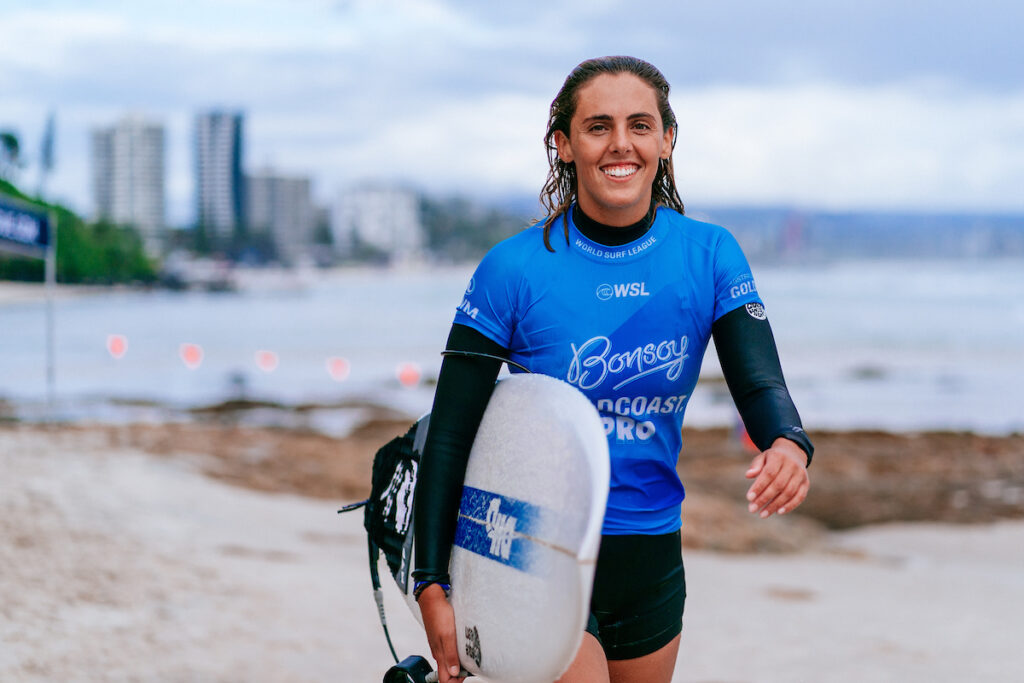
top-left (411, 56), bottom-right (814, 683)
top-left (540, 55), bottom-right (684, 245)
top-left (552, 73), bottom-right (673, 227)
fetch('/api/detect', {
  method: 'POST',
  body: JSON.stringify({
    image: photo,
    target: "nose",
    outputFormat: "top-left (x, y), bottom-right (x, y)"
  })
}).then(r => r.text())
top-left (610, 124), bottom-right (632, 154)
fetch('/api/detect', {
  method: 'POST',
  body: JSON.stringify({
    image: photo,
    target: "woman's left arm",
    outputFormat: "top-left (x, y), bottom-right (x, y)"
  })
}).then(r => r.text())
top-left (711, 305), bottom-right (813, 517)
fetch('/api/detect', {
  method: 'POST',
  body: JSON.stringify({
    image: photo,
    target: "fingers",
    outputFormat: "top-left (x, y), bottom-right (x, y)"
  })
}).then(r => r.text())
top-left (754, 469), bottom-right (808, 517)
top-left (427, 630), bottom-right (461, 682)
top-left (419, 587), bottom-right (462, 682)
top-left (746, 452), bottom-right (784, 516)
top-left (432, 634), bottom-right (461, 682)
top-left (745, 451), bottom-right (766, 479)
top-left (441, 630), bottom-right (461, 681)
top-left (745, 446), bottom-right (809, 518)
top-left (427, 629), bottom-right (461, 682)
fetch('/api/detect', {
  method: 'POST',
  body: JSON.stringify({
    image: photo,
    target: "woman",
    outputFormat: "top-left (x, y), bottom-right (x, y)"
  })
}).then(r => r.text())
top-left (413, 56), bottom-right (813, 683)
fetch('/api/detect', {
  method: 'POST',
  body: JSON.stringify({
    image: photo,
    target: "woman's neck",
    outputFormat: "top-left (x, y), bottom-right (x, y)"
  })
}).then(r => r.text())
top-left (572, 203), bottom-right (655, 247)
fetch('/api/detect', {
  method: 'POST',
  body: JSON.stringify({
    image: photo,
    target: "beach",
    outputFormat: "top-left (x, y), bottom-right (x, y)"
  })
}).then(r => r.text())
top-left (2, 420), bottom-right (1022, 682)
top-left (2, 264), bottom-right (1023, 680)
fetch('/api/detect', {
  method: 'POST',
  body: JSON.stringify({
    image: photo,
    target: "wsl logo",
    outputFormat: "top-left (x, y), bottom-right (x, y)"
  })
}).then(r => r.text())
top-left (596, 282), bottom-right (650, 301)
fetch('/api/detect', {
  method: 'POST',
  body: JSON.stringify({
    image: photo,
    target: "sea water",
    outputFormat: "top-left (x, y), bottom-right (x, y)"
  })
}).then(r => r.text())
top-left (1, 259), bottom-right (1021, 435)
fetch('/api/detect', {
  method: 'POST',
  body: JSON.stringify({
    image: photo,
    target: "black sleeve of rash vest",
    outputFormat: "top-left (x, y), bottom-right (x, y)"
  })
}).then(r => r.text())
top-left (712, 305), bottom-right (814, 466)
top-left (412, 323), bottom-right (505, 587)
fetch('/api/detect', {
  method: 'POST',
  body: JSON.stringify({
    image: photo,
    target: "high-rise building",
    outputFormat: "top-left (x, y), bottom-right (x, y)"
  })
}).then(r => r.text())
top-left (332, 184), bottom-right (425, 263)
top-left (195, 110), bottom-right (244, 240)
top-left (246, 169), bottom-right (316, 265)
top-left (90, 115), bottom-right (165, 255)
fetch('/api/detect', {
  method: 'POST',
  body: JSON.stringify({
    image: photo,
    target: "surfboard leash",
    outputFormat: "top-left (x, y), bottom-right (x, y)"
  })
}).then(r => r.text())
top-left (368, 539), bottom-right (402, 664)
top-left (339, 409), bottom-right (473, 681)
top-left (440, 349), bottom-right (533, 374)
top-left (337, 501), bottom-right (401, 664)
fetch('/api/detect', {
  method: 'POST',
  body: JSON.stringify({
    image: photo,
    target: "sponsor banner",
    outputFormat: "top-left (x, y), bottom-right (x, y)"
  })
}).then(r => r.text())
top-left (727, 273), bottom-right (758, 299)
top-left (574, 234), bottom-right (657, 260)
top-left (0, 194), bottom-right (51, 252)
top-left (567, 335), bottom-right (690, 392)
top-left (601, 413), bottom-right (657, 443)
top-left (458, 297), bottom-right (479, 320)
top-left (455, 486), bottom-right (541, 574)
top-left (594, 393), bottom-right (690, 443)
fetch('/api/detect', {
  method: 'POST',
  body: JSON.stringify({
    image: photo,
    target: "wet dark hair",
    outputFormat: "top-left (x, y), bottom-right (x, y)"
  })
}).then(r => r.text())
top-left (539, 55), bottom-right (684, 251)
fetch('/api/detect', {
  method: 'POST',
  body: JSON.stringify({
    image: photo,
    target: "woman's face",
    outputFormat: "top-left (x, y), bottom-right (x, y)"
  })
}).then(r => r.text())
top-left (555, 72), bottom-right (674, 227)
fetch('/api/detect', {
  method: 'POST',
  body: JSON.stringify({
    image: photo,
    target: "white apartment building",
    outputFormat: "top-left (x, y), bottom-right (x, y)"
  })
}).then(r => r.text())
top-left (90, 115), bottom-right (165, 255)
top-left (332, 184), bottom-right (425, 263)
top-left (246, 169), bottom-right (316, 265)
top-left (195, 110), bottom-right (244, 240)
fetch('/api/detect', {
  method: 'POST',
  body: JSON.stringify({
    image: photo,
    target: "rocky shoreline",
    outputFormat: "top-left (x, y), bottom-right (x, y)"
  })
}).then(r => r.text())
top-left (33, 420), bottom-right (1024, 554)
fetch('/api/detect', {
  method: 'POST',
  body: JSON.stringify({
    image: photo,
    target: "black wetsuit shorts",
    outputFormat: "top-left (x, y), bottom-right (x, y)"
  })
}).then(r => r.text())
top-left (585, 531), bottom-right (686, 660)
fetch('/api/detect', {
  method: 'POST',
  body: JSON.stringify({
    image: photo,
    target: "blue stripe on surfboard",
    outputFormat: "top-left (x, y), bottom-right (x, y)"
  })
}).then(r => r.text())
top-left (454, 486), bottom-right (541, 574)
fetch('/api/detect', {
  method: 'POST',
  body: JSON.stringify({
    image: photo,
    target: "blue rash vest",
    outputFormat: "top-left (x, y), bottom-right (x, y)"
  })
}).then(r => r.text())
top-left (453, 206), bottom-right (764, 535)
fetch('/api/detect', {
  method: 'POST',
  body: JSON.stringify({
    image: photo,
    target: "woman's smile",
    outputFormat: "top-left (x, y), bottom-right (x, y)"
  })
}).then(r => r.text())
top-left (601, 163), bottom-right (640, 179)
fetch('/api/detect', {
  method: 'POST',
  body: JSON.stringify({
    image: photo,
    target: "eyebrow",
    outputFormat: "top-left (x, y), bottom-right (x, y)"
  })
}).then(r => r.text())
top-left (581, 112), bottom-right (657, 124)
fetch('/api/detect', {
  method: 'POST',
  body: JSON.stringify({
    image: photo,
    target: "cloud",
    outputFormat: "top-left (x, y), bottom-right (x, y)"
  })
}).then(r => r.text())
top-left (267, 91), bottom-right (552, 197)
top-left (2, 0), bottom-right (1023, 220)
top-left (254, 80), bottom-right (1024, 214)
top-left (673, 82), bottom-right (1024, 211)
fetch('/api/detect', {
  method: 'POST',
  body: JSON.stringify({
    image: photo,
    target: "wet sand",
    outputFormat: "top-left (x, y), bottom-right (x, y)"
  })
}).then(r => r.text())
top-left (0, 281), bottom-right (105, 305)
top-left (2, 421), bottom-right (1022, 681)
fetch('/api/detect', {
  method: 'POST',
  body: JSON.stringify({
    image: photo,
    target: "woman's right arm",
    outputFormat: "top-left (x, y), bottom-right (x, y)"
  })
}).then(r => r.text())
top-left (414, 323), bottom-right (505, 681)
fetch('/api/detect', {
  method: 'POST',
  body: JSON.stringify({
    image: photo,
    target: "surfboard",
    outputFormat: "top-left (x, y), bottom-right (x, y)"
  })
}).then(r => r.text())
top-left (398, 373), bottom-right (610, 683)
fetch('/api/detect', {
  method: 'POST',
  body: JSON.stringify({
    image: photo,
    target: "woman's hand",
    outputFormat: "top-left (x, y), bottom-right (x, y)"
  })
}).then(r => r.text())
top-left (744, 437), bottom-right (810, 518)
top-left (418, 583), bottom-right (463, 682)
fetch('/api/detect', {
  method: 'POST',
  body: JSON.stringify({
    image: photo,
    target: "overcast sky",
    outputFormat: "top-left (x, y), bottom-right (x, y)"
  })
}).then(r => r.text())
top-left (2, 0), bottom-right (1022, 225)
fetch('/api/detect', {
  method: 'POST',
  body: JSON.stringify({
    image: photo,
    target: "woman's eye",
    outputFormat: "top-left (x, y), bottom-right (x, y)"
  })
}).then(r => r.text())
top-left (633, 121), bottom-right (652, 131)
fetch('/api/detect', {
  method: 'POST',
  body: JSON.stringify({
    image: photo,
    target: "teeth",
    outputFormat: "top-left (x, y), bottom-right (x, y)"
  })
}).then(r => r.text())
top-left (603, 166), bottom-right (638, 178)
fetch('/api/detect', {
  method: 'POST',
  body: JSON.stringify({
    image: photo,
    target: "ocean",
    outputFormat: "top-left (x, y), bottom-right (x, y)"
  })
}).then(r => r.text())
top-left (2, 258), bottom-right (1022, 435)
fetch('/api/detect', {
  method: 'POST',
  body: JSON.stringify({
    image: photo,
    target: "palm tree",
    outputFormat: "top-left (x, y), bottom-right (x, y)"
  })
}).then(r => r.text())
top-left (0, 131), bottom-right (22, 182)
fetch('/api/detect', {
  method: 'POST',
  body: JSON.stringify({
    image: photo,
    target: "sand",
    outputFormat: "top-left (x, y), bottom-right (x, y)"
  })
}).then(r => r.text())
top-left (2, 422), bottom-right (1022, 682)
top-left (0, 281), bottom-right (104, 305)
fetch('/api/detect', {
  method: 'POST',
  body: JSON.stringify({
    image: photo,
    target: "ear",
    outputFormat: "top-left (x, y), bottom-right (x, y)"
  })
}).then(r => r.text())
top-left (554, 130), bottom-right (574, 163)
top-left (660, 127), bottom-right (674, 159)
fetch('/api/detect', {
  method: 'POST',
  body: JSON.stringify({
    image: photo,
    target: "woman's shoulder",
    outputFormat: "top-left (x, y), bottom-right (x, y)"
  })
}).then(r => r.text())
top-left (481, 221), bottom-right (557, 265)
top-left (657, 207), bottom-right (739, 249)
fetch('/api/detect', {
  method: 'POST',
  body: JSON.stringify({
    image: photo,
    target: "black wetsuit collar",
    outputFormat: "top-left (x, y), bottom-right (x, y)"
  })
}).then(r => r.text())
top-left (572, 203), bottom-right (655, 247)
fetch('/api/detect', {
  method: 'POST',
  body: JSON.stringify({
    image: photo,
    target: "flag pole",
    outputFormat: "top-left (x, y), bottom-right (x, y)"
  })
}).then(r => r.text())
top-left (45, 211), bottom-right (57, 420)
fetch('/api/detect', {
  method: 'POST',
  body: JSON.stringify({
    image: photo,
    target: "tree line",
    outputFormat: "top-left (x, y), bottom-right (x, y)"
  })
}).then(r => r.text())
top-left (0, 179), bottom-right (157, 284)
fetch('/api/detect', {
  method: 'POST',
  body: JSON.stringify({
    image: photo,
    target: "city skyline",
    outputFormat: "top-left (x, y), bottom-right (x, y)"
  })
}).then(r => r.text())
top-left (79, 105), bottom-right (420, 265)
top-left (194, 110), bottom-right (245, 238)
top-left (247, 167), bottom-right (318, 265)
top-left (90, 114), bottom-right (165, 254)
top-left (2, 0), bottom-right (1022, 226)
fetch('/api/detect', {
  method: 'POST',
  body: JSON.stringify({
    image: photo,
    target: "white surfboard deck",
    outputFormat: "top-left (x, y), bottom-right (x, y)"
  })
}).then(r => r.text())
top-left (400, 373), bottom-right (609, 683)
